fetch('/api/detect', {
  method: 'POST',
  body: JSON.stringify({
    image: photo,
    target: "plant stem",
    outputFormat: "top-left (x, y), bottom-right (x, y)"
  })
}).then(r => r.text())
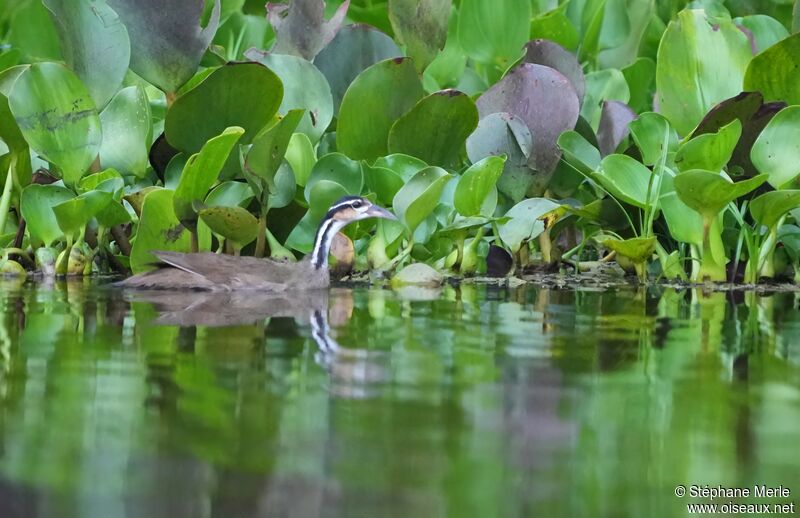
top-left (190, 228), bottom-right (199, 253)
top-left (111, 225), bottom-right (132, 255)
top-left (255, 211), bottom-right (267, 258)
top-left (539, 228), bottom-right (553, 264)
top-left (0, 165), bottom-right (14, 237)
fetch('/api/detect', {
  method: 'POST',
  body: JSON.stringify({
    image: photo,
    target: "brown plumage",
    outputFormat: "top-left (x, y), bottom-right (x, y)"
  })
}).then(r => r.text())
top-left (116, 196), bottom-right (396, 291)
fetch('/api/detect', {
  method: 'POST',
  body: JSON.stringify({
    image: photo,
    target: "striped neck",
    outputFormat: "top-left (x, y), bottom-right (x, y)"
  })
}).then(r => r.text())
top-left (311, 216), bottom-right (348, 270)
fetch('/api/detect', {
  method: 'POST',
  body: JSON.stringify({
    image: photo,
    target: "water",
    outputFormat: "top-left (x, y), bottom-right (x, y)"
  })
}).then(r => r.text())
top-left (0, 279), bottom-right (798, 517)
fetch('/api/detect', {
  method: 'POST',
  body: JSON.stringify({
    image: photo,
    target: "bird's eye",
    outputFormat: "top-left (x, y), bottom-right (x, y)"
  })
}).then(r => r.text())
top-left (352, 200), bottom-right (363, 209)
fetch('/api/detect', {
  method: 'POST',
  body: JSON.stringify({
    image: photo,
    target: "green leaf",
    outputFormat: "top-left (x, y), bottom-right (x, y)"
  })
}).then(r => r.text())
top-left (497, 198), bottom-right (560, 253)
top-left (374, 154), bottom-right (429, 181)
top-left (130, 189), bottom-right (192, 273)
top-left (454, 156), bottom-right (505, 217)
top-left (530, 3), bottom-right (579, 51)
top-left (674, 119), bottom-right (742, 173)
top-left (744, 32), bottom-right (800, 105)
top-left (629, 112), bottom-right (677, 167)
top-left (20, 184), bottom-right (74, 247)
top-left (735, 15), bottom-right (790, 55)
top-left (393, 166), bottom-right (453, 233)
top-left (313, 24), bottom-right (403, 113)
top-left (307, 179), bottom-right (350, 222)
top-left (601, 236), bottom-right (656, 263)
top-left (751, 105), bottom-right (800, 188)
top-left (198, 206), bottom-right (259, 248)
top-left (622, 57), bottom-right (656, 114)
top-left (98, 86), bottom-right (151, 177)
top-left (205, 181), bottom-right (254, 208)
top-left (750, 190), bottom-right (800, 230)
top-left (285, 133), bottom-right (316, 187)
top-left (8, 63), bottom-right (101, 185)
top-left (659, 169), bottom-right (703, 246)
top-left (674, 170), bottom-right (767, 219)
top-left (267, 0), bottom-right (349, 60)
top-left (6, 0), bottom-right (62, 62)
top-left (43, 0), bottom-right (131, 108)
top-left (268, 162), bottom-right (297, 210)
top-left (656, 9), bottom-right (751, 136)
top-left (593, 154), bottom-right (653, 209)
top-left (243, 51), bottom-right (334, 143)
top-left (173, 127), bottom-right (245, 226)
top-left (423, 6), bottom-right (467, 90)
top-left (337, 57), bottom-right (424, 160)
top-left (477, 63), bottom-right (580, 176)
top-left (363, 163), bottom-right (405, 206)
top-left (107, 0), bottom-right (220, 93)
top-left (457, 0), bottom-right (530, 68)
top-left (52, 190), bottom-right (113, 239)
top-left (244, 109), bottom-right (304, 190)
top-left (388, 0), bottom-right (451, 72)
top-left (581, 69), bottom-right (630, 130)
top-left (558, 130), bottom-right (601, 175)
top-left (304, 153), bottom-right (363, 202)
top-left (388, 90), bottom-right (479, 166)
top-left (165, 63), bottom-right (283, 153)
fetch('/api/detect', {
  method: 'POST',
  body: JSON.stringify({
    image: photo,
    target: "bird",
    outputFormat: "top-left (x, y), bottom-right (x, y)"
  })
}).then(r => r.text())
top-left (116, 196), bottom-right (397, 291)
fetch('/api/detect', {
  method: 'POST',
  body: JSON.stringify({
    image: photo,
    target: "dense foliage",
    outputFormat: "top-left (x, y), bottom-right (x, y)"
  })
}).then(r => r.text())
top-left (0, 0), bottom-right (799, 283)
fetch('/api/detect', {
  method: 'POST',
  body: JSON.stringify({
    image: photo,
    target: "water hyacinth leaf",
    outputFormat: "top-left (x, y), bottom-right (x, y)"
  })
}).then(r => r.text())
top-left (522, 39), bottom-right (585, 102)
top-left (388, 90), bottom-right (478, 166)
top-left (602, 236), bottom-right (656, 263)
top-left (751, 106), bottom-right (800, 188)
top-left (20, 184), bottom-right (75, 247)
top-left (477, 64), bottom-right (579, 176)
top-left (285, 133), bottom-right (316, 187)
top-left (593, 154), bottom-right (653, 209)
top-left (130, 189), bottom-right (192, 273)
top-left (267, 162), bottom-right (297, 210)
top-left (629, 112), bottom-right (677, 166)
top-left (596, 100), bottom-right (636, 156)
top-left (581, 69), bottom-right (630, 130)
top-left (374, 154), bottom-right (429, 182)
top-left (744, 32), bottom-right (800, 105)
top-left (165, 63), bottom-right (283, 153)
top-left (268, 0), bottom-right (350, 60)
top-left (750, 190), bottom-right (800, 230)
top-left (337, 57), bottom-right (423, 160)
top-left (659, 170), bottom-right (703, 246)
top-left (244, 50), bottom-right (334, 143)
top-left (674, 119), bottom-right (742, 173)
top-left (164, 153), bottom-right (188, 190)
top-left (622, 57), bottom-right (655, 114)
top-left (78, 169), bottom-right (124, 194)
top-left (735, 15), bottom-right (790, 55)
top-left (454, 156), bottom-right (505, 217)
top-left (52, 190), bottom-right (113, 238)
top-left (656, 9), bottom-right (751, 136)
top-left (691, 92), bottom-right (763, 137)
top-left (43, 0), bottom-right (130, 108)
top-left (497, 198), bottom-right (560, 253)
top-left (6, 0), bottom-right (62, 62)
top-left (173, 126), bottom-right (245, 226)
top-left (458, 0), bottom-right (530, 67)
top-left (199, 206), bottom-right (259, 248)
top-left (314, 24), bottom-right (403, 113)
top-left (308, 180), bottom-right (351, 222)
top-left (304, 153), bottom-right (363, 202)
top-left (530, 3), bottom-right (579, 51)
top-left (557, 130), bottom-right (601, 175)
top-left (363, 163), bottom-right (404, 206)
top-left (421, 4), bottom-right (465, 90)
top-left (205, 181), bottom-right (254, 208)
top-left (106, 0), bottom-right (220, 93)
top-left (99, 86), bottom-right (151, 177)
top-left (8, 63), bottom-right (101, 186)
top-left (466, 112), bottom-right (534, 202)
top-left (244, 109), bottom-right (304, 188)
top-left (674, 170), bottom-right (767, 218)
top-left (388, 0), bottom-right (451, 72)
top-left (393, 166), bottom-right (452, 233)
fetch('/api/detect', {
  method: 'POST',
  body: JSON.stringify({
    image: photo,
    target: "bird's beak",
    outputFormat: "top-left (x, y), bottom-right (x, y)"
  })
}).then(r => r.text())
top-left (366, 205), bottom-right (398, 220)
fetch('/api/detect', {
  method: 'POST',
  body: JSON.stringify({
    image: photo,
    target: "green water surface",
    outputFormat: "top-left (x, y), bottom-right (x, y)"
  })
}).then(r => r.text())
top-left (0, 280), bottom-right (798, 517)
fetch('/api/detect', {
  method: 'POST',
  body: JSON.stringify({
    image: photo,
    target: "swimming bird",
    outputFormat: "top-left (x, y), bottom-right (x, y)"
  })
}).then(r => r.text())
top-left (117, 196), bottom-right (396, 291)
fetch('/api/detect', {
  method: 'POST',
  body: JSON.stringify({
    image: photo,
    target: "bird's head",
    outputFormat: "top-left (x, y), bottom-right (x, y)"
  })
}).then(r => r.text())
top-left (324, 196), bottom-right (398, 224)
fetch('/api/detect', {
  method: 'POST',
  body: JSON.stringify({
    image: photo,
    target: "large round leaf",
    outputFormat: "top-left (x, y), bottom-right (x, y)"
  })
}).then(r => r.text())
top-left (457, 0), bottom-right (530, 67)
top-left (392, 166), bottom-right (452, 233)
top-left (750, 190), bottom-right (800, 230)
top-left (674, 119), bottom-right (742, 173)
top-left (130, 189), bottom-right (192, 273)
top-left (522, 39), bottom-right (585, 102)
top-left (337, 57), bottom-right (423, 160)
top-left (304, 153), bottom-right (364, 201)
top-left (744, 32), bottom-right (800, 105)
top-left (751, 105), bottom-right (800, 189)
top-left (20, 184), bottom-right (75, 247)
top-left (596, 100), bottom-right (636, 156)
top-left (106, 0), bottom-right (220, 93)
top-left (581, 69), bottom-right (630, 130)
top-left (659, 169), bottom-right (703, 246)
top-left (199, 206), bottom-right (259, 248)
top-left (388, 0), bottom-right (451, 72)
top-left (592, 154), bottom-right (653, 209)
top-left (53, 190), bottom-right (114, 239)
top-left (244, 109), bottom-right (304, 191)
top-left (99, 86), bottom-right (151, 177)
top-left (454, 156), bottom-right (504, 217)
top-left (476, 63), bottom-right (580, 176)
top-left (165, 62), bottom-right (283, 153)
top-left (388, 90), bottom-right (478, 167)
top-left (466, 112), bottom-right (534, 202)
top-left (498, 198), bottom-right (560, 253)
top-left (8, 63), bottom-right (101, 185)
top-left (656, 9), bottom-right (751, 136)
top-left (674, 170), bottom-right (767, 218)
top-left (244, 51), bottom-right (334, 143)
top-left (267, 0), bottom-right (349, 60)
top-left (43, 0), bottom-right (130, 108)
top-left (314, 24), bottom-right (403, 113)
